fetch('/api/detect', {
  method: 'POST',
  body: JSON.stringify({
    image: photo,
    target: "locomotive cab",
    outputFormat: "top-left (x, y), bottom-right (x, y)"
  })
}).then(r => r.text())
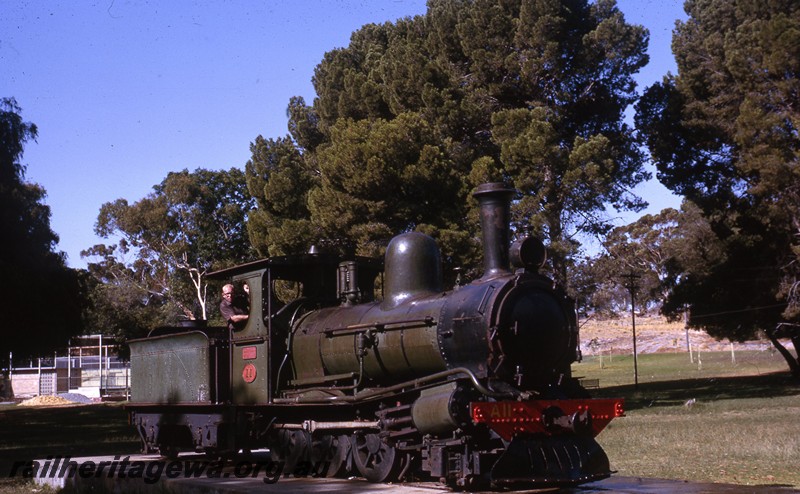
top-left (205, 253), bottom-right (384, 405)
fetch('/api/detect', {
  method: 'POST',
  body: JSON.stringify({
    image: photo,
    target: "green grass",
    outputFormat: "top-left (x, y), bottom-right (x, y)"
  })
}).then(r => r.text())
top-left (575, 351), bottom-right (800, 487)
top-left (575, 349), bottom-right (789, 388)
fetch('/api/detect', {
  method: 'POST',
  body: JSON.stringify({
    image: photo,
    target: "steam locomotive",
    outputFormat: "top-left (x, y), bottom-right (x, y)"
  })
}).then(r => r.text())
top-left (127, 183), bottom-right (623, 489)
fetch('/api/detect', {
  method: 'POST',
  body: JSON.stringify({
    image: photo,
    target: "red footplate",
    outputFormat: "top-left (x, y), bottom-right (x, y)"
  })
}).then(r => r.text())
top-left (470, 398), bottom-right (624, 441)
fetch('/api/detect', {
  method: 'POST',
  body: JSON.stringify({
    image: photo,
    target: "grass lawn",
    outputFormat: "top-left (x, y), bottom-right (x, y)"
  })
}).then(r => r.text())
top-left (0, 403), bottom-right (139, 493)
top-left (575, 350), bottom-right (800, 488)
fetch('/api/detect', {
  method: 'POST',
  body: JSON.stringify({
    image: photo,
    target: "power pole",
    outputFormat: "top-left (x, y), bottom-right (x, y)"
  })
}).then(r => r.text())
top-left (684, 306), bottom-right (693, 363)
top-left (621, 272), bottom-right (640, 389)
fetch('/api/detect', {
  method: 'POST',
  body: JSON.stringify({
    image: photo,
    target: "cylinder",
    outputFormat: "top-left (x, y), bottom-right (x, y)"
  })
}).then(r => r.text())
top-left (411, 382), bottom-right (460, 435)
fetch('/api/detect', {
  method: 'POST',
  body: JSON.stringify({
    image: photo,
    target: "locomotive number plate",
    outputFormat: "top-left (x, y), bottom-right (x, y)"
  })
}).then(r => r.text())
top-left (242, 363), bottom-right (257, 383)
top-left (242, 346), bottom-right (257, 360)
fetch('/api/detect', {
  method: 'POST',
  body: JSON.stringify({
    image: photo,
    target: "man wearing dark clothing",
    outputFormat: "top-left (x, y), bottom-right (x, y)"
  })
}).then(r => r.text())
top-left (220, 283), bottom-right (248, 331)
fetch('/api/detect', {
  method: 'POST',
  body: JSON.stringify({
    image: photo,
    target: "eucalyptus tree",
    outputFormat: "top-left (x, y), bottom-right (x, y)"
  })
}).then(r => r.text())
top-left (84, 168), bottom-right (256, 330)
top-left (592, 203), bottom-right (723, 314)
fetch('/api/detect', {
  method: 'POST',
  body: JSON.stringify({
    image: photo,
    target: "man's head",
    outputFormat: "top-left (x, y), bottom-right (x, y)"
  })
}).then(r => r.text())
top-left (222, 284), bottom-right (234, 300)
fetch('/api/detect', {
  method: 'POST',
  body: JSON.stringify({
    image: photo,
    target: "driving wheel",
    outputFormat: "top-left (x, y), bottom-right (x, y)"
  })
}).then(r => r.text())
top-left (311, 434), bottom-right (351, 477)
top-left (352, 432), bottom-right (403, 482)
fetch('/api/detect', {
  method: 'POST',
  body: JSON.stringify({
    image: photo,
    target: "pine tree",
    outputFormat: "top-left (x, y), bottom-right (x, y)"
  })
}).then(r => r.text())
top-left (250, 0), bottom-right (650, 288)
top-left (635, 0), bottom-right (800, 376)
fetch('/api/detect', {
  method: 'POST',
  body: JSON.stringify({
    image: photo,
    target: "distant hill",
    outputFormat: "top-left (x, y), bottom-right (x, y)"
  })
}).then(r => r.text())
top-left (579, 316), bottom-right (779, 356)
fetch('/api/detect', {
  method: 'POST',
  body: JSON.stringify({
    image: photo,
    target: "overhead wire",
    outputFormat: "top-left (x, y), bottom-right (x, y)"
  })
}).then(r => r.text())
top-left (689, 303), bottom-right (787, 319)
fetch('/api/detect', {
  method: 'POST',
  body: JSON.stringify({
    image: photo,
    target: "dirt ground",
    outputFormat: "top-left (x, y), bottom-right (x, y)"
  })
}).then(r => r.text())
top-left (578, 315), bottom-right (791, 356)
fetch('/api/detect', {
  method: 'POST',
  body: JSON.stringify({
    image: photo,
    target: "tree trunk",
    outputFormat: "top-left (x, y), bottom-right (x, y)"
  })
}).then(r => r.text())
top-left (766, 331), bottom-right (800, 380)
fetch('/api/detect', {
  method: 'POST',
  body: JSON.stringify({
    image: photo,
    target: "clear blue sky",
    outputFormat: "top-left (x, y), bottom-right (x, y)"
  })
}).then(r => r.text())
top-left (2, 0), bottom-right (686, 269)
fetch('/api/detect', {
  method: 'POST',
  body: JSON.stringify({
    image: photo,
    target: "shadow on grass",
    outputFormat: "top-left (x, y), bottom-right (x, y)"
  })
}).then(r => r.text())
top-left (0, 403), bottom-right (140, 479)
top-left (592, 371), bottom-right (800, 410)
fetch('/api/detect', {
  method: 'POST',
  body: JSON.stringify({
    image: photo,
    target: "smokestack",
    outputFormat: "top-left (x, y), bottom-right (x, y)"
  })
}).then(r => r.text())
top-left (473, 182), bottom-right (515, 279)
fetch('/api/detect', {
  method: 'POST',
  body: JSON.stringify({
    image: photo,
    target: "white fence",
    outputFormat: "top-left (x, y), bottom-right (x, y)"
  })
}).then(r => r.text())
top-left (2, 337), bottom-right (130, 401)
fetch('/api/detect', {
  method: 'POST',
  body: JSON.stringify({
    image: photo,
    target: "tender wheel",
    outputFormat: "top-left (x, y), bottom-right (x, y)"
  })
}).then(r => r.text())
top-left (352, 432), bottom-right (403, 483)
top-left (270, 430), bottom-right (309, 474)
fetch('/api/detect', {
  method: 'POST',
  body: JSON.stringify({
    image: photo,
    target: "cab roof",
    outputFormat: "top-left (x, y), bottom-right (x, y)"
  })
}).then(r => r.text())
top-left (207, 253), bottom-right (383, 282)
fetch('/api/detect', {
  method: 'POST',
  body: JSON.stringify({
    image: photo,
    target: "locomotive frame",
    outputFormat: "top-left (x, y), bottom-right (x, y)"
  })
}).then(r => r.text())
top-left (127, 183), bottom-right (624, 489)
